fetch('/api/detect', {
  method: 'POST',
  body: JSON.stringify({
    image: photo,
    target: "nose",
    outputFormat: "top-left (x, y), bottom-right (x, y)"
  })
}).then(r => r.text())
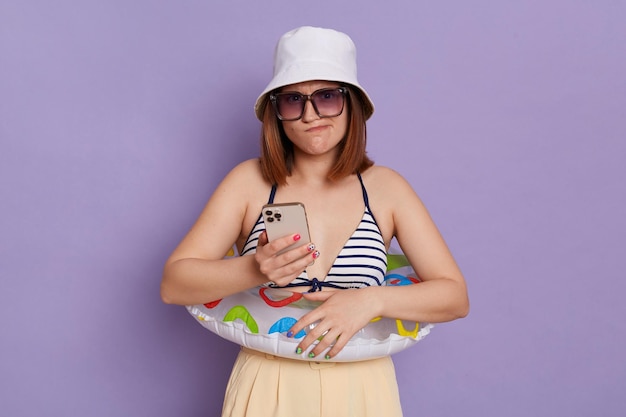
top-left (301, 98), bottom-right (320, 122)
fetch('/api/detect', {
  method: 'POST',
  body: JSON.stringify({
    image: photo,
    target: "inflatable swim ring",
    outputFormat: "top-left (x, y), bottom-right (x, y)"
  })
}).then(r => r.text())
top-left (186, 252), bottom-right (433, 362)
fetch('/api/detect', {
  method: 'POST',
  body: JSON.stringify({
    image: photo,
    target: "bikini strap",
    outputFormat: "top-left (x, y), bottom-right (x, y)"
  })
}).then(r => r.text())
top-left (357, 172), bottom-right (383, 228)
top-left (268, 184), bottom-right (277, 204)
top-left (356, 172), bottom-right (371, 211)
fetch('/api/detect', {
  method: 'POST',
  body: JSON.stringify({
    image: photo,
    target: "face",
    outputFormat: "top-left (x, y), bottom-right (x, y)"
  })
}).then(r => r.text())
top-left (278, 80), bottom-right (349, 159)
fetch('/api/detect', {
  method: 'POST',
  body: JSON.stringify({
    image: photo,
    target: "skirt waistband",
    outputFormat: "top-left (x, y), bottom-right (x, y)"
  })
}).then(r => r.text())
top-left (241, 346), bottom-right (337, 369)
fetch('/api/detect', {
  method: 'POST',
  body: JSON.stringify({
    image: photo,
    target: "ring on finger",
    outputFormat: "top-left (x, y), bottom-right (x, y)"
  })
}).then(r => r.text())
top-left (316, 329), bottom-right (329, 341)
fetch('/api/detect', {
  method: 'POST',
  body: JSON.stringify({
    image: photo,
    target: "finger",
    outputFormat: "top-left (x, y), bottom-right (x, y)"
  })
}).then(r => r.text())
top-left (309, 328), bottom-right (341, 359)
top-left (266, 233), bottom-right (306, 257)
top-left (322, 333), bottom-right (349, 359)
top-left (280, 241), bottom-right (319, 264)
top-left (267, 250), bottom-right (321, 286)
top-left (266, 245), bottom-right (318, 283)
top-left (257, 231), bottom-right (268, 247)
top-left (257, 234), bottom-right (310, 267)
top-left (287, 309), bottom-right (319, 340)
top-left (301, 291), bottom-right (333, 302)
top-left (294, 319), bottom-right (330, 356)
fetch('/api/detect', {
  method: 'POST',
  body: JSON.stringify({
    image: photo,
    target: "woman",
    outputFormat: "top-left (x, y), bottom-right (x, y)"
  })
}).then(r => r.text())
top-left (161, 26), bottom-right (469, 417)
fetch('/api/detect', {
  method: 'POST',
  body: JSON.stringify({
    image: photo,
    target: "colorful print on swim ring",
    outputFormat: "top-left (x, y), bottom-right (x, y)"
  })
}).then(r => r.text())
top-left (186, 252), bottom-right (433, 362)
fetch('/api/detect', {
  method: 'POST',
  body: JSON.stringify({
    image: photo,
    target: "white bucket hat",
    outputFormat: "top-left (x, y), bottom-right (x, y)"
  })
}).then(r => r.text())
top-left (254, 26), bottom-right (374, 121)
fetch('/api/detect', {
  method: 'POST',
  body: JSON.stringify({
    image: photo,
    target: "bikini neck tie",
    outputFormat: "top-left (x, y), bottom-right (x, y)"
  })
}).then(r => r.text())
top-left (308, 278), bottom-right (323, 293)
top-left (280, 278), bottom-right (343, 292)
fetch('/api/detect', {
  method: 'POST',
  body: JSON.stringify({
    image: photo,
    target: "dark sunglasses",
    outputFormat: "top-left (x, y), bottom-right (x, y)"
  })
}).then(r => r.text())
top-left (269, 87), bottom-right (347, 121)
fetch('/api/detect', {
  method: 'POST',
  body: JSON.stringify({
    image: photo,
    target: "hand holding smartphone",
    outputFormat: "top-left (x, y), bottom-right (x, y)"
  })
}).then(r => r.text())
top-left (262, 203), bottom-right (311, 255)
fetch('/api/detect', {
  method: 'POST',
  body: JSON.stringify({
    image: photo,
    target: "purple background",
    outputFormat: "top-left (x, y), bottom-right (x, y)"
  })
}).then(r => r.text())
top-left (2, 1), bottom-right (625, 416)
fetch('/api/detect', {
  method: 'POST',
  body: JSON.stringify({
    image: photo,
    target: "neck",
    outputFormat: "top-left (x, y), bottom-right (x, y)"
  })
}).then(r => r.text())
top-left (288, 148), bottom-right (339, 185)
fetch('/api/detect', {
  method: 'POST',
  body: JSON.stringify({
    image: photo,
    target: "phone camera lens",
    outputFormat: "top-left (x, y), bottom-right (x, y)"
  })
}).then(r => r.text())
top-left (267, 217), bottom-right (274, 222)
top-left (275, 213), bottom-right (282, 219)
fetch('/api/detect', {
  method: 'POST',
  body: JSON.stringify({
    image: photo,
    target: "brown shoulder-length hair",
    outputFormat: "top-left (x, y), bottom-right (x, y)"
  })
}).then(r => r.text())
top-left (259, 85), bottom-right (374, 185)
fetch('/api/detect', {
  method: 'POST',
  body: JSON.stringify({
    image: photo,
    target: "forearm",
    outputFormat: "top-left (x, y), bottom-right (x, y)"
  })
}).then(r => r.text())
top-left (372, 278), bottom-right (469, 324)
top-left (160, 255), bottom-right (266, 306)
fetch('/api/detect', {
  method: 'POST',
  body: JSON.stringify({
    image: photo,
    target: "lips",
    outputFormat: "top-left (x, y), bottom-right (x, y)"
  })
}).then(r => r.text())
top-left (305, 125), bottom-right (329, 133)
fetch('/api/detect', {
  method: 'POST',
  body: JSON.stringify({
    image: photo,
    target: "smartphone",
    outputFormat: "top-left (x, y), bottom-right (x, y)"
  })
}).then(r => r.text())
top-left (262, 202), bottom-right (311, 255)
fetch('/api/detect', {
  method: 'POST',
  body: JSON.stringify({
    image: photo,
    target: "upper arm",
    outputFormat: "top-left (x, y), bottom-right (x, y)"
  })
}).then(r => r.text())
top-left (165, 159), bottom-right (267, 265)
top-left (369, 167), bottom-right (464, 284)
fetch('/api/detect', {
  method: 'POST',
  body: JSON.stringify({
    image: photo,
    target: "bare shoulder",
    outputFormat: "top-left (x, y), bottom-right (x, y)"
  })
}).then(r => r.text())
top-left (216, 159), bottom-right (269, 197)
top-left (223, 158), bottom-right (264, 185)
top-left (213, 158), bottom-right (273, 239)
top-left (359, 165), bottom-right (423, 241)
top-left (360, 165), bottom-right (417, 202)
top-left (194, 158), bottom-right (270, 226)
top-left (169, 159), bottom-right (270, 260)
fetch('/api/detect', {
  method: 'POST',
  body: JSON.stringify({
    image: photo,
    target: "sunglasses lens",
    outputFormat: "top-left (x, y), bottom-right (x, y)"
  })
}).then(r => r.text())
top-left (311, 89), bottom-right (344, 117)
top-left (274, 93), bottom-right (304, 121)
top-left (273, 88), bottom-right (345, 121)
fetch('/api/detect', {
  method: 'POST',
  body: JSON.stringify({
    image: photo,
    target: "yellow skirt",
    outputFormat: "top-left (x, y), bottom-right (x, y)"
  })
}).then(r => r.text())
top-left (222, 347), bottom-right (403, 417)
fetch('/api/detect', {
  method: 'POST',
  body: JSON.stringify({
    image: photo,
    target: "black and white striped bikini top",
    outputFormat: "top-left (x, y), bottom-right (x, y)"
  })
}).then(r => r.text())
top-left (240, 173), bottom-right (388, 291)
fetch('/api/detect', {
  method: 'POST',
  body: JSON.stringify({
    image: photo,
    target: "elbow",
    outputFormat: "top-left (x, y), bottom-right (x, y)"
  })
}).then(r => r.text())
top-left (160, 282), bottom-right (175, 305)
top-left (160, 269), bottom-right (180, 305)
top-left (160, 261), bottom-right (184, 305)
top-left (161, 293), bottom-right (174, 305)
top-left (442, 301), bottom-right (469, 323)
top-left (456, 300), bottom-right (470, 319)
top-left (452, 278), bottom-right (470, 319)
top-left (443, 282), bottom-right (470, 321)
top-left (453, 292), bottom-right (470, 319)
